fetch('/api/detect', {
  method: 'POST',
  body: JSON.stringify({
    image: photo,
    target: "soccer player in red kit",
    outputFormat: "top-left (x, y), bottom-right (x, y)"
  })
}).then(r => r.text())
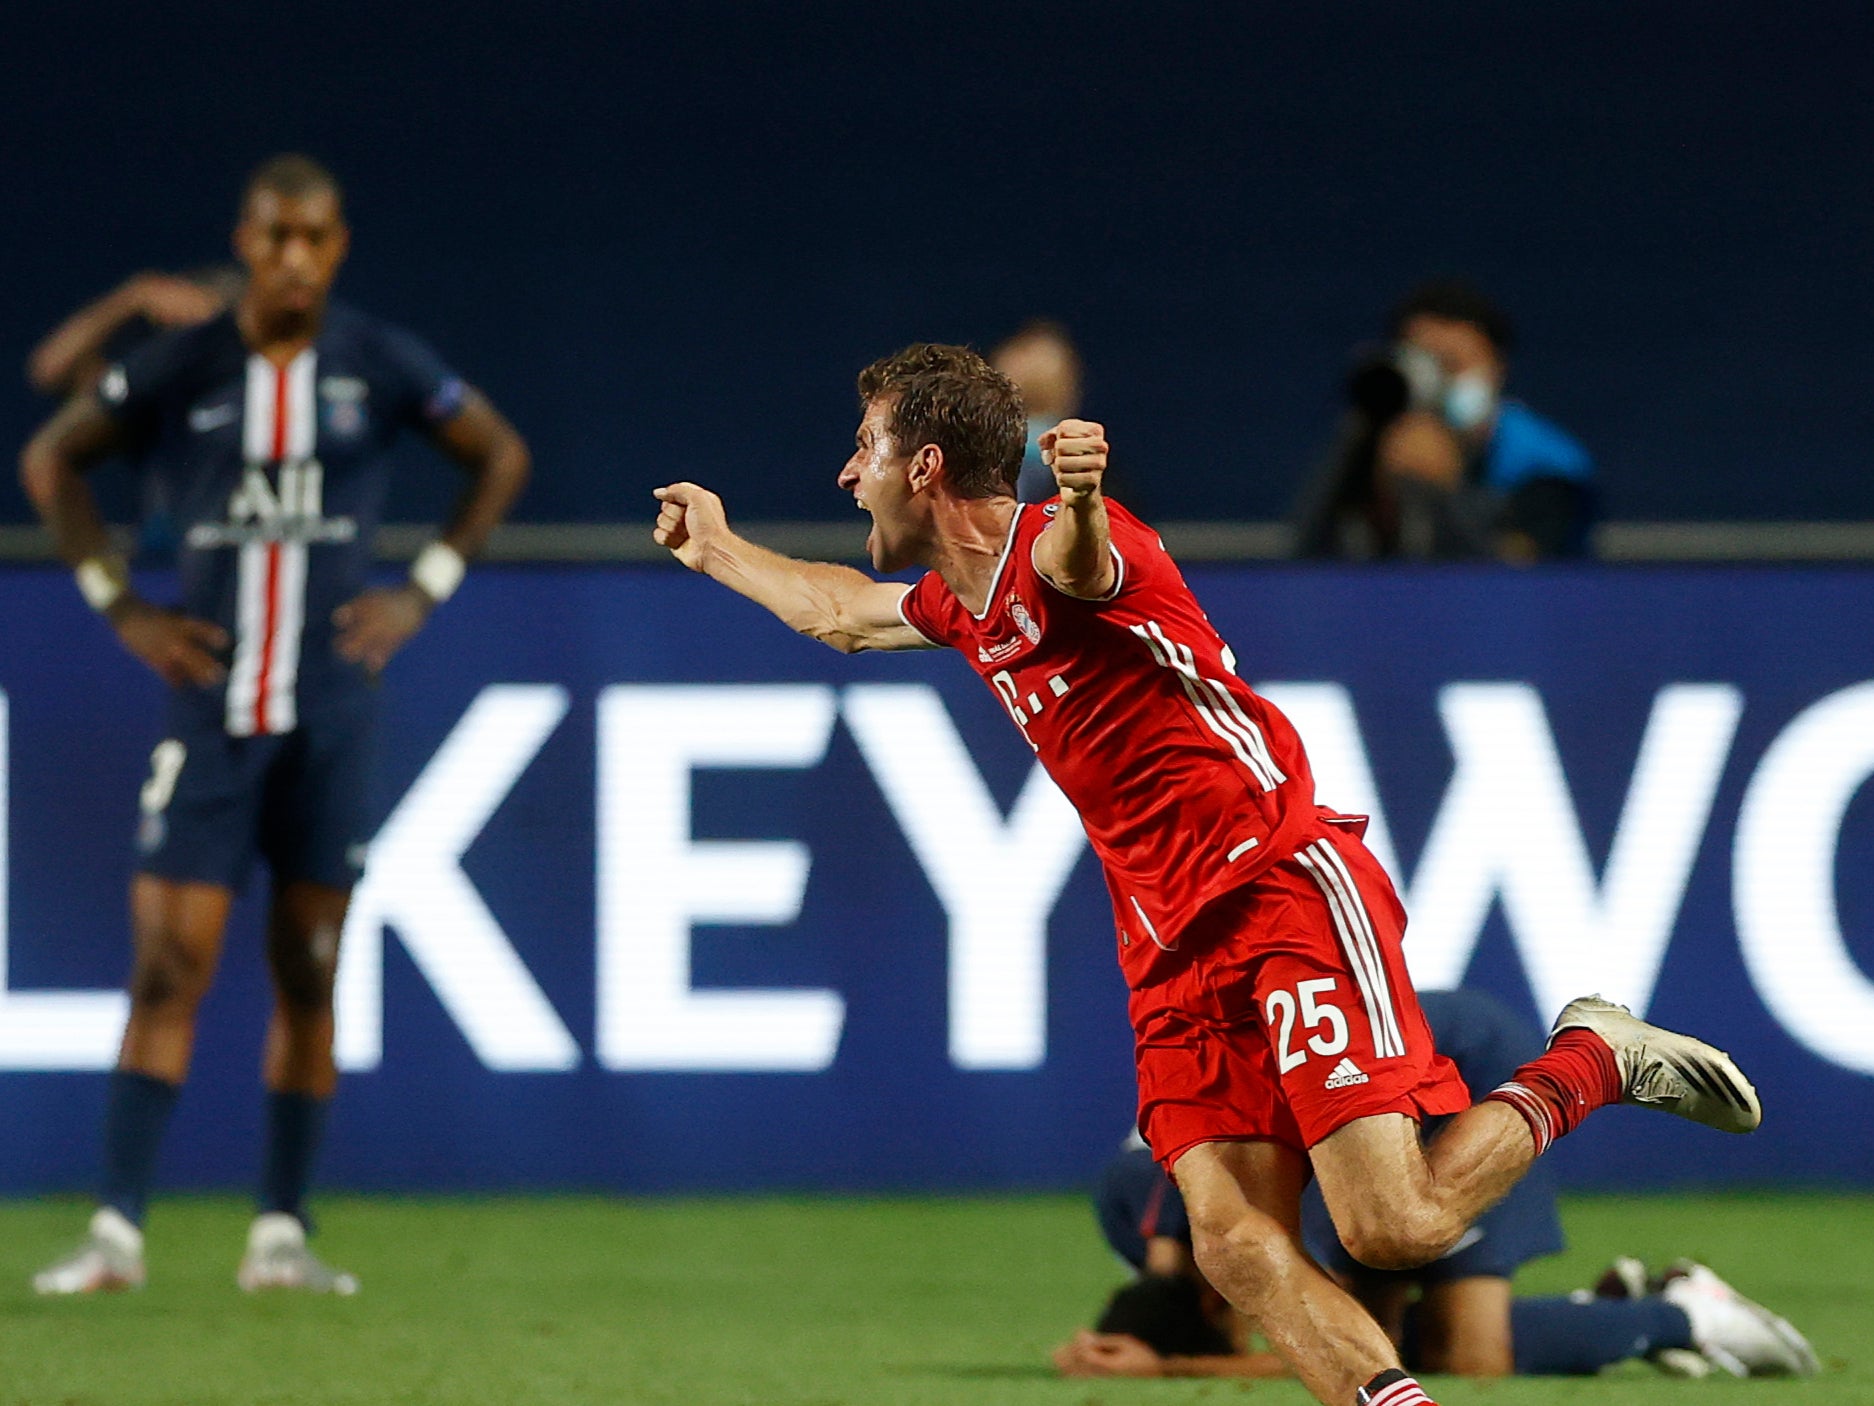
top-left (652, 345), bottom-right (1761, 1406)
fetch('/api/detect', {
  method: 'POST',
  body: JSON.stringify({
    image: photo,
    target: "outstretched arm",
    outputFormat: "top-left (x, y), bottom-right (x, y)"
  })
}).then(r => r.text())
top-left (652, 482), bottom-right (931, 653)
top-left (1031, 418), bottom-right (1117, 599)
top-left (27, 273), bottom-right (224, 397)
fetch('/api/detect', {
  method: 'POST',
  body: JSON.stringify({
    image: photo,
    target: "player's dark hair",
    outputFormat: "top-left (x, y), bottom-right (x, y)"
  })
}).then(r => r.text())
top-left (856, 343), bottom-right (1026, 499)
top-left (242, 154), bottom-right (344, 216)
top-left (1094, 1274), bottom-right (1234, 1359)
top-left (1387, 279), bottom-right (1515, 355)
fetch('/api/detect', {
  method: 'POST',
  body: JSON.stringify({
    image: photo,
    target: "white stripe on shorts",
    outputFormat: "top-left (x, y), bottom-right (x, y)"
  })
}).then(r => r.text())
top-left (1296, 839), bottom-right (1406, 1059)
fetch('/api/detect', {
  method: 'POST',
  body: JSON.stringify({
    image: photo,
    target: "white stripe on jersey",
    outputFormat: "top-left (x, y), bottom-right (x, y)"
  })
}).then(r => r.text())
top-left (265, 541), bottom-right (308, 733)
top-left (225, 351), bottom-right (316, 737)
top-left (1129, 619), bottom-right (1286, 791)
top-left (1129, 895), bottom-right (1176, 951)
top-left (1296, 839), bottom-right (1406, 1059)
top-left (240, 354), bottom-right (275, 462)
top-left (1142, 620), bottom-right (1281, 785)
top-left (225, 538), bottom-right (270, 734)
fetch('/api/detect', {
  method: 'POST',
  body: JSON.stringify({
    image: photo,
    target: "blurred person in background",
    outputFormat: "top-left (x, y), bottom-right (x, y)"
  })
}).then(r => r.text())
top-left (1291, 281), bottom-right (1593, 563)
top-left (1056, 989), bottom-right (1819, 1383)
top-left (28, 267), bottom-right (243, 400)
top-left (18, 154), bottom-right (530, 1296)
top-left (991, 320), bottom-right (1084, 503)
top-left (28, 266), bottom-right (245, 556)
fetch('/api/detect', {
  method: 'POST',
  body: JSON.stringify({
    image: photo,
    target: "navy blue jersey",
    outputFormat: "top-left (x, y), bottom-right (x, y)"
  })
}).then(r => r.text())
top-left (97, 304), bottom-right (466, 736)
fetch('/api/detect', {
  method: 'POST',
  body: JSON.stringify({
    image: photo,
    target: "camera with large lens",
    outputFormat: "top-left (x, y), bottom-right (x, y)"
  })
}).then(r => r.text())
top-left (1344, 342), bottom-right (1448, 427)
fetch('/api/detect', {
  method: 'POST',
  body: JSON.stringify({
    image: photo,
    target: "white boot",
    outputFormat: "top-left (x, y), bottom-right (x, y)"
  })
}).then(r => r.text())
top-left (236, 1212), bottom-right (359, 1295)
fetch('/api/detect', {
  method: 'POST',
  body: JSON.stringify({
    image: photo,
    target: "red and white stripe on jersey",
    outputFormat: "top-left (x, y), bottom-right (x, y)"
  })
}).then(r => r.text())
top-left (1127, 619), bottom-right (1287, 792)
top-left (1294, 838), bottom-right (1407, 1060)
top-left (225, 351), bottom-right (315, 738)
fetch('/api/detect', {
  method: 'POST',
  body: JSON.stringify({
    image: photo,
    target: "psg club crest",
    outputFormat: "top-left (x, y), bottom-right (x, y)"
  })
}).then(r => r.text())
top-left (320, 376), bottom-right (369, 440)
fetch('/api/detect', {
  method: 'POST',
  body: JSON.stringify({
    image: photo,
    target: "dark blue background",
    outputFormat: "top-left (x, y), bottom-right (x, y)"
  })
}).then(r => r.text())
top-left (3, 1), bottom-right (1871, 527)
top-left (0, 563), bottom-right (1869, 1193)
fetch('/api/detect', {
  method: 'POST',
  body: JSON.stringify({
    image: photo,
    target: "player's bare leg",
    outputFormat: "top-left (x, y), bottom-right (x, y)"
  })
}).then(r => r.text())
top-left (1174, 1139), bottom-right (1414, 1406)
top-left (1414, 1276), bottom-right (1515, 1377)
top-left (33, 878), bottom-right (232, 1293)
top-left (1315, 997), bottom-right (1760, 1275)
top-left (263, 880), bottom-right (348, 1098)
top-left (242, 879), bottom-right (357, 1294)
top-left (120, 876), bottom-right (235, 1079)
top-left (1311, 1106), bottom-right (1532, 1270)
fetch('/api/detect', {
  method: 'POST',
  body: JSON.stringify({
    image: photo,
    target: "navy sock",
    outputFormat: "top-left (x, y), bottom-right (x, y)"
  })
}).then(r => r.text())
top-left (1510, 1295), bottom-right (1695, 1375)
top-left (100, 1069), bottom-right (181, 1227)
top-left (259, 1091), bottom-right (330, 1227)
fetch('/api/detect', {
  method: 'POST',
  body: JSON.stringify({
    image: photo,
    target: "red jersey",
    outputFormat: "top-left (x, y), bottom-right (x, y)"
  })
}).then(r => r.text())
top-left (898, 497), bottom-right (1323, 988)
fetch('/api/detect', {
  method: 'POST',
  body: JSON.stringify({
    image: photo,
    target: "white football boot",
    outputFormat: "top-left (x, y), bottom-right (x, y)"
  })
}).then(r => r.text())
top-left (1585, 1255), bottom-right (1715, 1376)
top-left (236, 1212), bottom-right (359, 1295)
top-left (1659, 1261), bottom-right (1819, 1377)
top-left (1550, 995), bottom-right (1761, 1133)
top-left (33, 1206), bottom-right (147, 1294)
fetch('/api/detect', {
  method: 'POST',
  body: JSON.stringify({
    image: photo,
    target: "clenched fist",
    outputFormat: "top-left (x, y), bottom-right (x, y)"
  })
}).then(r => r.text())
top-left (652, 482), bottom-right (729, 573)
top-left (1038, 419), bottom-right (1109, 506)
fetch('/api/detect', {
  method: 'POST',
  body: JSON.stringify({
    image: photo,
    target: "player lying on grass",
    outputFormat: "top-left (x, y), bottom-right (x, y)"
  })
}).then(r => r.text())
top-left (1056, 989), bottom-right (1817, 1381)
top-left (654, 343), bottom-right (1764, 1406)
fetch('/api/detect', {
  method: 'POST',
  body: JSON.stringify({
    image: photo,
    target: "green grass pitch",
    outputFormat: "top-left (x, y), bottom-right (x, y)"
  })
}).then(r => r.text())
top-left (0, 1192), bottom-right (1864, 1404)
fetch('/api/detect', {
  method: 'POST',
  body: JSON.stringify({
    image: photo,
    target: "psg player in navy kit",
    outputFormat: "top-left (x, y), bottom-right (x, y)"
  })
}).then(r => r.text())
top-left (19, 155), bottom-right (530, 1294)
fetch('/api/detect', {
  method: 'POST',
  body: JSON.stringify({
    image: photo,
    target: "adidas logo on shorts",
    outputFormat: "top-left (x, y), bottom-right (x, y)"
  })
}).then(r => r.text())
top-left (1325, 1057), bottom-right (1370, 1089)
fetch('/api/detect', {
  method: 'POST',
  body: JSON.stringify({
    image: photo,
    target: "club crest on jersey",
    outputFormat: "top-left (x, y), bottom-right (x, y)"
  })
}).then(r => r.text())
top-left (1008, 594), bottom-right (1041, 645)
top-left (320, 376), bottom-right (370, 440)
top-left (977, 593), bottom-right (1042, 664)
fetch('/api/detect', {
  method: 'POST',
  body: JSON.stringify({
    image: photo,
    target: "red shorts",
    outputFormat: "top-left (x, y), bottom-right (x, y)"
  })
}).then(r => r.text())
top-left (1131, 822), bottom-right (1471, 1171)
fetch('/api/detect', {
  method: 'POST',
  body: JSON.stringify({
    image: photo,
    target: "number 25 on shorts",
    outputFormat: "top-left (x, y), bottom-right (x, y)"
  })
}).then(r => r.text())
top-left (1265, 978), bottom-right (1350, 1073)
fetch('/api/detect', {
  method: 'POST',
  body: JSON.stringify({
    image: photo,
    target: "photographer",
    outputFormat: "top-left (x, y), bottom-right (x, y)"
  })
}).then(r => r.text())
top-left (1292, 281), bottom-right (1593, 562)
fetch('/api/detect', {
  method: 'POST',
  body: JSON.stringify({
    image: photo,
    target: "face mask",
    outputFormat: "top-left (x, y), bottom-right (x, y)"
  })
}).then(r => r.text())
top-left (1442, 371), bottom-right (1498, 432)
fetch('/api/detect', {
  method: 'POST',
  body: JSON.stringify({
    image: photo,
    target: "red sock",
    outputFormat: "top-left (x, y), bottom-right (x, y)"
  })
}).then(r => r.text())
top-left (1485, 1029), bottom-right (1622, 1155)
top-left (1356, 1368), bottom-right (1436, 1405)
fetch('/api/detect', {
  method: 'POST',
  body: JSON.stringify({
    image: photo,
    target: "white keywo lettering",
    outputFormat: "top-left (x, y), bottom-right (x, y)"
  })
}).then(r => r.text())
top-left (843, 684), bottom-right (1085, 1070)
top-left (0, 689), bottom-right (129, 1068)
top-left (1260, 681), bottom-right (1739, 1018)
top-left (339, 685), bottom-right (578, 1072)
top-left (596, 685), bottom-right (843, 1072)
